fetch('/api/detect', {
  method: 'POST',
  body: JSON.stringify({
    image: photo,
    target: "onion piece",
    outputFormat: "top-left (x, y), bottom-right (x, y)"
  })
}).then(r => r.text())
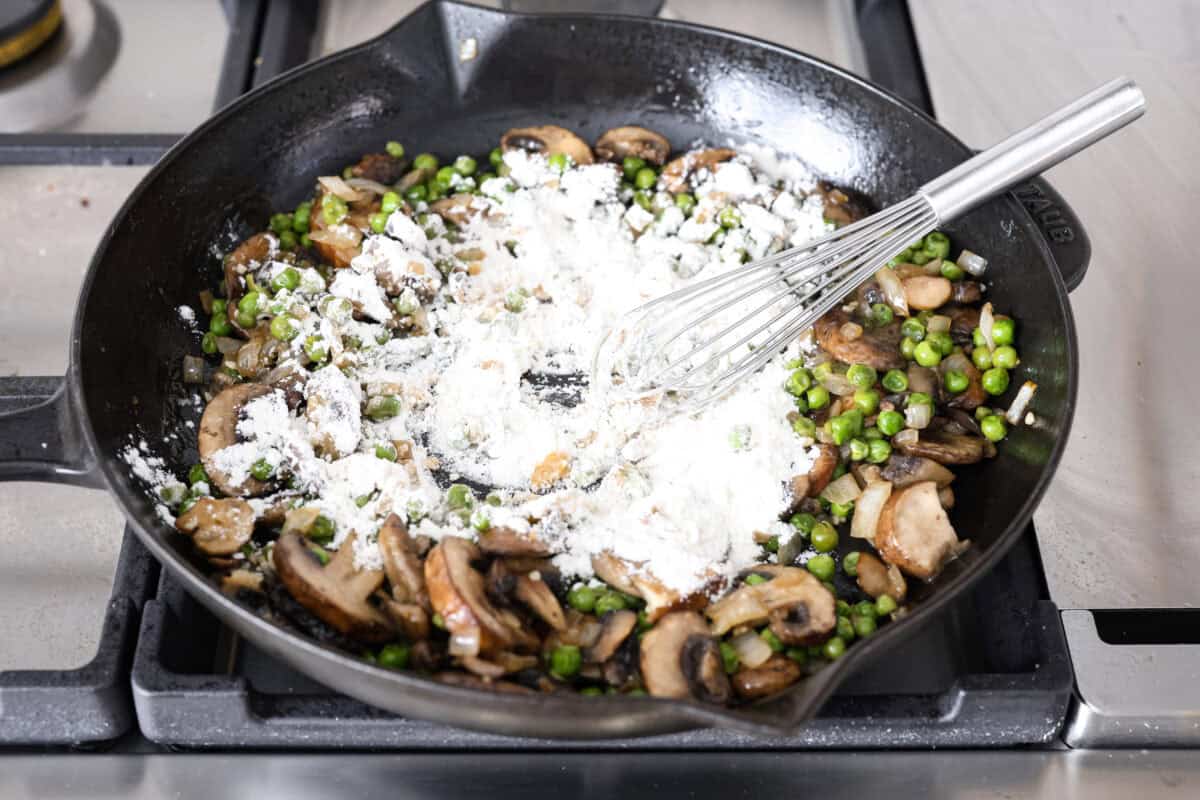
top-left (820, 371), bottom-right (858, 397)
top-left (839, 322), bottom-right (863, 341)
top-left (905, 403), bottom-right (932, 430)
top-left (308, 225), bottom-right (363, 250)
top-left (317, 175), bottom-right (363, 202)
top-left (851, 480), bottom-right (893, 541)
top-left (821, 473), bottom-right (862, 506)
top-left (875, 266), bottom-right (909, 316)
top-left (923, 258), bottom-right (943, 276)
top-left (182, 355), bottom-right (206, 384)
top-left (926, 314), bottom-right (951, 334)
top-left (979, 302), bottom-right (996, 351)
top-left (892, 428), bottom-right (919, 447)
top-left (344, 177), bottom-right (391, 196)
top-left (958, 249), bottom-right (988, 276)
top-left (730, 630), bottom-right (773, 669)
top-left (1006, 380), bottom-right (1038, 425)
top-left (215, 336), bottom-right (242, 355)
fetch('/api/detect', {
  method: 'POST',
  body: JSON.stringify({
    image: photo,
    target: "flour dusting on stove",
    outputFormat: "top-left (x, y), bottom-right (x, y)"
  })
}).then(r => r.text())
top-left (123, 145), bottom-right (833, 597)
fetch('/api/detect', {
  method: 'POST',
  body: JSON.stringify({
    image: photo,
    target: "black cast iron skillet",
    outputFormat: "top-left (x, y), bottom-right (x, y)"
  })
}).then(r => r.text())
top-left (0, 1), bottom-right (1089, 738)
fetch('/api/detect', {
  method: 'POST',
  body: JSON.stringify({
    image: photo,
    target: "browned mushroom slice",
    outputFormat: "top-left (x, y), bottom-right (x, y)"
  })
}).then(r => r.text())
top-left (589, 552), bottom-right (705, 622)
top-left (593, 126), bottom-right (671, 165)
top-left (880, 455), bottom-right (956, 489)
top-left (875, 481), bottom-right (960, 580)
top-left (805, 444), bottom-right (839, 499)
top-left (175, 497), bottom-right (255, 556)
top-left (946, 305), bottom-right (981, 341)
top-left (817, 182), bottom-right (870, 227)
top-left (906, 364), bottom-right (939, 396)
top-left (514, 574), bottom-right (567, 631)
top-left (349, 152), bottom-right (407, 184)
top-left (433, 671), bottom-right (534, 694)
top-left (894, 428), bottom-right (988, 465)
top-left (381, 599), bottom-right (431, 641)
top-left (398, 166), bottom-right (436, 192)
top-left (425, 537), bottom-right (538, 656)
top-left (477, 526), bottom-right (552, 558)
top-left (731, 654), bottom-right (803, 700)
top-left (197, 383), bottom-right (273, 497)
top-left (660, 147), bottom-right (736, 193)
top-left (951, 281), bottom-right (984, 304)
top-left (639, 611), bottom-right (731, 703)
top-left (429, 194), bottom-right (487, 227)
top-left (854, 551), bottom-right (907, 601)
top-left (272, 532), bottom-right (394, 643)
top-left (308, 189), bottom-right (366, 268)
top-left (814, 308), bottom-right (906, 371)
top-left (584, 609), bottom-right (638, 663)
top-left (902, 275), bottom-right (953, 310)
top-left (590, 552), bottom-right (640, 597)
top-left (705, 567), bottom-right (836, 645)
top-left (377, 513), bottom-right (429, 608)
top-left (222, 233), bottom-right (274, 334)
top-left (220, 568), bottom-right (264, 595)
top-left (501, 125), bottom-right (594, 165)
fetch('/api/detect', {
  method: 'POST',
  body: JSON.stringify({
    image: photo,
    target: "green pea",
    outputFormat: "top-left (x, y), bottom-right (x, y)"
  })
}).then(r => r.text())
top-left (374, 442), bottom-right (397, 461)
top-left (366, 211), bottom-right (387, 234)
top-left (829, 414), bottom-right (856, 445)
top-left (321, 193), bottom-right (348, 225)
top-left (876, 410), bottom-right (903, 436)
top-left (927, 331), bottom-right (954, 356)
top-left (269, 315), bottom-right (299, 341)
top-left (366, 394), bottom-right (401, 421)
top-left (991, 316), bottom-right (1015, 346)
top-left (846, 364), bottom-right (877, 389)
top-left (992, 346), bottom-right (1019, 369)
top-left (852, 614), bottom-right (877, 638)
top-left (452, 154), bottom-right (477, 176)
top-left (549, 645), bottom-right (582, 679)
top-left (633, 167), bottom-right (658, 190)
top-left (908, 392), bottom-right (933, 408)
top-left (910, 250), bottom-right (931, 266)
top-left (842, 408), bottom-right (864, 434)
top-left (790, 512), bottom-right (816, 535)
top-left (178, 496), bottom-right (198, 514)
top-left (547, 152), bottom-right (571, 173)
top-left (786, 647), bottom-right (808, 665)
top-left (786, 415), bottom-right (814, 439)
top-left (976, 405), bottom-right (995, 421)
top-left (413, 152), bottom-right (439, 171)
top-left (674, 192), bottom-right (696, 215)
top-left (279, 230), bottom-right (298, 250)
top-left (848, 438), bottom-right (869, 461)
top-left (842, 551), bottom-right (861, 577)
top-left (186, 464), bottom-right (208, 486)
top-left (810, 522), bottom-right (838, 553)
top-left (196, 331), bottom-right (216, 355)
top-left (269, 212), bottom-right (293, 234)
top-left (900, 337), bottom-right (917, 359)
top-left (822, 636), bottom-right (847, 660)
top-left (431, 613), bottom-right (446, 629)
top-left (972, 346), bottom-right (993, 370)
top-left (271, 267), bottom-right (300, 293)
top-left (593, 591), bottom-right (627, 616)
top-left (867, 439), bottom-right (892, 464)
top-left (921, 231), bottom-right (950, 259)
top-left (376, 642), bottom-right (409, 669)
top-left (875, 594), bottom-right (898, 615)
top-left (944, 369), bottom-right (969, 394)
top-left (806, 385), bottom-right (830, 410)
top-left (405, 184), bottom-right (428, 204)
top-left (900, 317), bottom-right (926, 342)
top-left (807, 554), bottom-right (836, 582)
top-left (940, 260), bottom-right (965, 280)
top-left (622, 156), bottom-right (646, 180)
top-left (878, 369), bottom-right (906, 394)
top-left (292, 201), bottom-right (312, 232)
top-left (718, 206), bottom-right (741, 228)
top-left (567, 585), bottom-right (597, 613)
top-left (853, 388), bottom-right (880, 416)
top-left (780, 367), bottom-right (811, 396)
top-left (373, 192), bottom-right (399, 216)
top-left (720, 642), bottom-right (740, 674)
top-left (914, 340), bottom-right (942, 367)
top-left (982, 367), bottom-right (1010, 395)
top-left (760, 628), bottom-right (785, 653)
top-left (633, 189), bottom-right (652, 211)
top-left (981, 414), bottom-right (1008, 442)
top-left (308, 515), bottom-right (334, 543)
top-left (870, 303), bottom-right (894, 326)
top-left (764, 536), bottom-right (779, 553)
top-left (744, 573), bottom-right (768, 586)
top-left (250, 458), bottom-right (274, 481)
top-left (829, 501), bottom-right (853, 518)
top-left (489, 148), bottom-right (503, 168)
top-left (446, 483), bottom-right (474, 510)
top-left (300, 233), bottom-right (312, 248)
top-left (304, 335), bottom-right (328, 363)
top-left (209, 313), bottom-right (233, 336)
top-left (837, 616), bottom-right (856, 642)
top-left (836, 599), bottom-right (851, 618)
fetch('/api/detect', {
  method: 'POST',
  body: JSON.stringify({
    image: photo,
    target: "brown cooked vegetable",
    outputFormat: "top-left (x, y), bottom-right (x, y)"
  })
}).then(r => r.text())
top-left (593, 126), bottom-right (671, 165)
top-left (731, 655), bottom-right (803, 700)
top-left (430, 194), bottom-right (485, 227)
top-left (513, 574), bottom-right (567, 631)
top-left (814, 308), bottom-right (906, 371)
top-left (640, 611), bottom-right (731, 702)
top-left (894, 427), bottom-right (989, 465)
top-left (584, 609), bottom-right (638, 663)
top-left (174, 497), bottom-right (255, 556)
top-left (705, 566), bottom-right (835, 643)
top-left (477, 526), bottom-right (552, 558)
top-left (874, 482), bottom-right (960, 580)
top-left (350, 152), bottom-right (407, 184)
top-left (902, 275), bottom-right (953, 310)
top-left (880, 455), bottom-right (956, 489)
top-left (854, 551), bottom-right (907, 601)
top-left (197, 383), bottom-right (273, 497)
top-left (660, 148), bottom-right (736, 193)
top-left (223, 233), bottom-right (274, 335)
top-left (501, 125), bottom-right (594, 165)
top-left (378, 513), bottom-right (429, 609)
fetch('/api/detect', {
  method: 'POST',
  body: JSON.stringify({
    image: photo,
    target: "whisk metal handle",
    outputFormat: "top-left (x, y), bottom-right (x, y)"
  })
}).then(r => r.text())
top-left (919, 77), bottom-right (1145, 222)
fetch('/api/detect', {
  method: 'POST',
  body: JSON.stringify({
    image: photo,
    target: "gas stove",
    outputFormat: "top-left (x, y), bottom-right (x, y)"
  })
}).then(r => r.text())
top-left (0, 0), bottom-right (1195, 788)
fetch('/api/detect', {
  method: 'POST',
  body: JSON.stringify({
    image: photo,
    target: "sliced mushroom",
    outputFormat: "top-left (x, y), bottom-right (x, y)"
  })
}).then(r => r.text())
top-left (880, 454), bottom-right (956, 489)
top-left (817, 182), bottom-right (870, 227)
top-left (874, 481), bottom-right (960, 580)
top-left (588, 552), bottom-right (704, 622)
top-left (705, 567), bottom-right (836, 645)
top-left (584, 609), bottom-right (638, 663)
top-left (590, 551), bottom-right (640, 596)
top-left (425, 536), bottom-right (538, 656)
top-left (854, 551), bottom-right (907, 601)
top-left (814, 308), bottom-right (906, 370)
top-left (805, 444), bottom-right (839, 498)
top-left (894, 428), bottom-right (989, 465)
top-left (906, 364), bottom-right (938, 396)
top-left (660, 147), bottom-right (736, 192)
top-left (593, 126), bottom-right (671, 165)
top-left (175, 497), bottom-right (255, 556)
top-left (198, 383), bottom-right (273, 497)
top-left (398, 166), bottom-right (436, 192)
top-left (500, 125), bottom-right (594, 165)
top-left (349, 152), bottom-right (408, 184)
top-left (378, 513), bottom-right (428, 608)
top-left (477, 526), bottom-right (552, 558)
top-left (603, 634), bottom-right (641, 690)
top-left (514, 574), bottom-right (567, 631)
top-left (902, 275), bottom-right (953, 310)
top-left (381, 598), bottom-right (431, 641)
top-left (220, 567), bottom-right (264, 595)
top-left (430, 194), bottom-right (487, 227)
top-left (222, 233), bottom-right (274, 334)
top-left (639, 611), bottom-right (730, 703)
top-left (951, 281), bottom-right (984, 304)
top-left (731, 654), bottom-right (803, 700)
top-left (272, 532), bottom-right (394, 643)
top-left (947, 305), bottom-right (982, 342)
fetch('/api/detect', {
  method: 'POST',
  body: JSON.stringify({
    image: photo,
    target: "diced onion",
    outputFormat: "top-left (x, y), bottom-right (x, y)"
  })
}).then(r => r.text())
top-left (892, 428), bottom-right (919, 447)
top-left (851, 480), bottom-right (893, 541)
top-left (875, 266), bottom-right (909, 316)
top-left (958, 249), bottom-right (989, 276)
top-left (941, 352), bottom-right (972, 375)
top-left (979, 302), bottom-right (996, 351)
top-left (182, 355), bottom-right (205, 384)
top-left (730, 630), bottom-right (773, 669)
top-left (927, 314), bottom-right (951, 334)
top-left (821, 473), bottom-right (862, 506)
top-left (317, 175), bottom-right (363, 202)
top-left (1006, 380), bottom-right (1038, 425)
top-left (839, 322), bottom-right (863, 341)
top-left (820, 372), bottom-right (858, 397)
top-left (308, 225), bottom-right (363, 250)
top-left (923, 258), bottom-right (943, 276)
top-left (905, 403), bottom-right (932, 430)
top-left (344, 177), bottom-right (391, 196)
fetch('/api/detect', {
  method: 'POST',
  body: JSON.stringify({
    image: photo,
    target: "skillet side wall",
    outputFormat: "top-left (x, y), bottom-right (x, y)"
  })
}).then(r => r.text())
top-left (75, 3), bottom-right (1072, 732)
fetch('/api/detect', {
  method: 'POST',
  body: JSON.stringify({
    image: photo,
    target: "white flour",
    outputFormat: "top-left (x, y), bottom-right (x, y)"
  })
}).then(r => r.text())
top-left (125, 145), bottom-right (833, 596)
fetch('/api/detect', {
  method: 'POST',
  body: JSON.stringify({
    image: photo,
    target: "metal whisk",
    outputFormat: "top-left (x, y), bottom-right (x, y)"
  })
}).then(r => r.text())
top-left (594, 77), bottom-right (1144, 409)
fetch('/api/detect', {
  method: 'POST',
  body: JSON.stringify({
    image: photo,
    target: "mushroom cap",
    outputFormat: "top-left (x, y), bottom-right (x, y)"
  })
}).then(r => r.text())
top-left (198, 383), bottom-right (274, 497)
top-left (513, 573), bottom-right (567, 631)
top-left (894, 427), bottom-right (989, 465)
top-left (814, 308), bottom-right (906, 371)
top-left (639, 611), bottom-right (730, 702)
top-left (174, 497), bottom-right (255, 556)
top-left (705, 566), bottom-right (836, 644)
top-left (588, 552), bottom-right (705, 622)
top-left (875, 481), bottom-right (960, 580)
top-left (272, 532), bottom-right (394, 643)
top-left (584, 609), bottom-right (637, 664)
top-left (880, 455), bottom-right (956, 489)
top-left (660, 148), bottom-right (736, 193)
top-left (377, 513), bottom-right (429, 609)
top-left (593, 126), bottom-right (671, 165)
top-left (477, 526), bottom-right (552, 558)
top-left (500, 125), bottom-right (594, 165)
top-left (854, 551), bottom-right (908, 601)
top-left (731, 654), bottom-right (803, 700)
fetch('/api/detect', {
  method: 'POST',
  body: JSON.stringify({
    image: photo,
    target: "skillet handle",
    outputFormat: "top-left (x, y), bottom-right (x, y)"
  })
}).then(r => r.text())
top-left (0, 376), bottom-right (101, 487)
top-left (1012, 176), bottom-right (1091, 292)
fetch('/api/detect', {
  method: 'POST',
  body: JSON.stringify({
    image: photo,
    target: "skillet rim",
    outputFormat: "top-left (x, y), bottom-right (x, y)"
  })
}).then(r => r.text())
top-left (70, 0), bottom-right (1078, 737)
